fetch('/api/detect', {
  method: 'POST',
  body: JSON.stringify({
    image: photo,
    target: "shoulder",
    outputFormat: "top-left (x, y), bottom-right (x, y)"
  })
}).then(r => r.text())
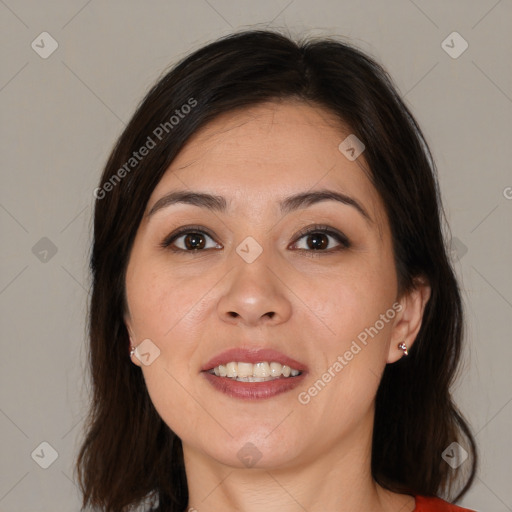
top-left (415, 495), bottom-right (477, 512)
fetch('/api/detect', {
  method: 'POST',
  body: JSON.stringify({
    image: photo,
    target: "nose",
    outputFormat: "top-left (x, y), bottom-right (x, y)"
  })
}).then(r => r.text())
top-left (217, 253), bottom-right (292, 327)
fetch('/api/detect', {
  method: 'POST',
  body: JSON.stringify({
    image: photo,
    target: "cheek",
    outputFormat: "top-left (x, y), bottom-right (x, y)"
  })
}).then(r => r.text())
top-left (141, 366), bottom-right (208, 447)
top-left (126, 260), bottom-right (209, 437)
top-left (295, 250), bottom-right (396, 340)
top-left (126, 255), bottom-right (211, 342)
top-left (294, 251), bottom-right (397, 403)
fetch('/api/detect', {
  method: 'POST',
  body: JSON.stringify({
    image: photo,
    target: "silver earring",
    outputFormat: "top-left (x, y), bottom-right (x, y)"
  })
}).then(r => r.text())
top-left (129, 334), bottom-right (136, 357)
top-left (398, 342), bottom-right (408, 356)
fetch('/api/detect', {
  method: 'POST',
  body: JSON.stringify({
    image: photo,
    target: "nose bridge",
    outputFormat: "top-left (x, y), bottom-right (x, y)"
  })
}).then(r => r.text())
top-left (217, 236), bottom-right (292, 326)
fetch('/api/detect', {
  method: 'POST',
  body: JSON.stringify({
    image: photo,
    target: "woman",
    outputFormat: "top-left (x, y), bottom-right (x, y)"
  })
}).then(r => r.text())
top-left (76, 30), bottom-right (478, 511)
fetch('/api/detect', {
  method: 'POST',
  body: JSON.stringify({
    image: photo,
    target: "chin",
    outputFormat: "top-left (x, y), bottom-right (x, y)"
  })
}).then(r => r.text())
top-left (204, 430), bottom-right (301, 470)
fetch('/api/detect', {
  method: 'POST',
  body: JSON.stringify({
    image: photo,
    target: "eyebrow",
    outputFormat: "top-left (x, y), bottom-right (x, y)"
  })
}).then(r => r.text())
top-left (147, 189), bottom-right (372, 224)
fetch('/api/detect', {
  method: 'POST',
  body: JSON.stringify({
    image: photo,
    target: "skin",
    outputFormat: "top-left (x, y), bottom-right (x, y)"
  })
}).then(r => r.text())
top-left (124, 100), bottom-right (431, 512)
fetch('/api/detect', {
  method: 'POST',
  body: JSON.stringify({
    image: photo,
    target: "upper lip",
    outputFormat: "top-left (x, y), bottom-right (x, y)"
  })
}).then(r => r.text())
top-left (201, 347), bottom-right (308, 373)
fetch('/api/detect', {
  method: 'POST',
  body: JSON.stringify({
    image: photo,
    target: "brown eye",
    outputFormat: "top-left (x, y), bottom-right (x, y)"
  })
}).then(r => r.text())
top-left (182, 232), bottom-right (206, 250)
top-left (305, 233), bottom-right (329, 250)
top-left (291, 225), bottom-right (350, 252)
top-left (161, 226), bottom-right (222, 252)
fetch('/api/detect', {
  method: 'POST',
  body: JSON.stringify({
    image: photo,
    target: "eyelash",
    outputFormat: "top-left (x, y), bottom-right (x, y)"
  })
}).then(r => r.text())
top-left (160, 224), bottom-right (351, 255)
top-left (292, 224), bottom-right (351, 255)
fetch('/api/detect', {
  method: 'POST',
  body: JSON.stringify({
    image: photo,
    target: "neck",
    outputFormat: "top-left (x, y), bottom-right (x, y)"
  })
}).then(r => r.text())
top-left (182, 411), bottom-right (415, 512)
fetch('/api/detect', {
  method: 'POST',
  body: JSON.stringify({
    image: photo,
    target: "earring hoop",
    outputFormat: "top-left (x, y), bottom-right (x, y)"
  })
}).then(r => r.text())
top-left (398, 342), bottom-right (408, 356)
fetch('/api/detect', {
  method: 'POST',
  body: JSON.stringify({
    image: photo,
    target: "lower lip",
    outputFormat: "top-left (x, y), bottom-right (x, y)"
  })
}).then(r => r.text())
top-left (202, 371), bottom-right (307, 400)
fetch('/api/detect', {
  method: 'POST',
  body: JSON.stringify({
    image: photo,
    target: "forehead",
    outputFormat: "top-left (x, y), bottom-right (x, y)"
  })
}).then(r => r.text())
top-left (149, 100), bottom-right (385, 229)
top-left (173, 100), bottom-right (347, 173)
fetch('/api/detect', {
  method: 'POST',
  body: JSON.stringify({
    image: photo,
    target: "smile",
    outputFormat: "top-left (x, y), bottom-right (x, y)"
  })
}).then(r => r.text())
top-left (208, 361), bottom-right (301, 381)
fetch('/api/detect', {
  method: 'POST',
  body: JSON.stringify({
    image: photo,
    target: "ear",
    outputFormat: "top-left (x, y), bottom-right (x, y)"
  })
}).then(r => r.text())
top-left (124, 313), bottom-right (142, 368)
top-left (387, 276), bottom-right (431, 363)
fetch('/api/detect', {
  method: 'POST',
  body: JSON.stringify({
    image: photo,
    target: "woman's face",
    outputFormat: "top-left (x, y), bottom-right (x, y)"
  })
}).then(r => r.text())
top-left (124, 100), bottom-right (423, 470)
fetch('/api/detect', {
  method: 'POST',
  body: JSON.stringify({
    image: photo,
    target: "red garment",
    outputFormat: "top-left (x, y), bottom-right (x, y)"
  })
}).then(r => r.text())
top-left (415, 495), bottom-right (476, 511)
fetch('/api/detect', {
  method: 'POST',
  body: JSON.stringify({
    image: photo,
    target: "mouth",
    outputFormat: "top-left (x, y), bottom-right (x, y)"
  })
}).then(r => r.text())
top-left (207, 361), bottom-right (302, 381)
top-left (201, 348), bottom-right (307, 400)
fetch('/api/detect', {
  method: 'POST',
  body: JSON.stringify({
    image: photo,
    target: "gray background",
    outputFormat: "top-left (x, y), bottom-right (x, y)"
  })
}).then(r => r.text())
top-left (1, 1), bottom-right (511, 511)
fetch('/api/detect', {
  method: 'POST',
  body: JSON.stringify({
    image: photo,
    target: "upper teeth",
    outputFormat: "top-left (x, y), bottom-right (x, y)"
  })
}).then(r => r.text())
top-left (209, 361), bottom-right (301, 380)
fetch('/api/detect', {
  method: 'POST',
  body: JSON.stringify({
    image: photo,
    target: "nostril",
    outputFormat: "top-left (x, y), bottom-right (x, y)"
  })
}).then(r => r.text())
top-left (228, 311), bottom-right (239, 318)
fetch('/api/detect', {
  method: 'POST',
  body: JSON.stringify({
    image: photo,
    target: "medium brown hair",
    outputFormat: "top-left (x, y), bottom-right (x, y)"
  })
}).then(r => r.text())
top-left (76, 29), bottom-right (477, 511)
